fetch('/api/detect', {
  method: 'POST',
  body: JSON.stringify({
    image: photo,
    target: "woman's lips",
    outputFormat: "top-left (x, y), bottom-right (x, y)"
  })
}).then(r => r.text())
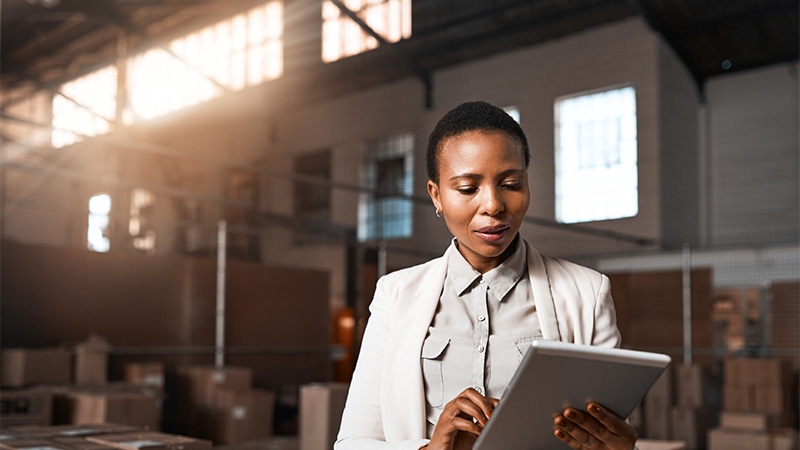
top-left (475, 224), bottom-right (510, 243)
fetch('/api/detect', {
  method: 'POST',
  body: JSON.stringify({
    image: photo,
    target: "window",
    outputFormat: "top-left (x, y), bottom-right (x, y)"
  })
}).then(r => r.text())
top-left (51, 1), bottom-right (283, 145)
top-left (128, 1), bottom-right (283, 120)
top-left (129, 188), bottom-right (156, 254)
top-left (52, 66), bottom-right (117, 148)
top-left (322, 0), bottom-right (411, 63)
top-left (358, 133), bottom-right (413, 241)
top-left (88, 193), bottom-right (112, 252)
top-left (554, 86), bottom-right (638, 223)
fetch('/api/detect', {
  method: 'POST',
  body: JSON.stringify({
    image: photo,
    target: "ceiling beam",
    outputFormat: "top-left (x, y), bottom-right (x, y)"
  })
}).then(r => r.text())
top-left (328, 0), bottom-right (388, 46)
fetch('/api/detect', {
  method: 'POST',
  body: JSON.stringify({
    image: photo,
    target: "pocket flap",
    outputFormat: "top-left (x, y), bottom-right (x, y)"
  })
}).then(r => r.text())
top-left (421, 335), bottom-right (450, 359)
top-left (514, 336), bottom-right (543, 357)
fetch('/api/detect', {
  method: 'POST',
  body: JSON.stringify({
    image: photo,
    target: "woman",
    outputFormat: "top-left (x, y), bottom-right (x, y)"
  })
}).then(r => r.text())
top-left (336, 101), bottom-right (637, 450)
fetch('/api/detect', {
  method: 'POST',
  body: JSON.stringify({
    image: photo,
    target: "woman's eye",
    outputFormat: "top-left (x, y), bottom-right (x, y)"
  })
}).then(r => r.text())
top-left (502, 182), bottom-right (521, 190)
top-left (456, 187), bottom-right (477, 195)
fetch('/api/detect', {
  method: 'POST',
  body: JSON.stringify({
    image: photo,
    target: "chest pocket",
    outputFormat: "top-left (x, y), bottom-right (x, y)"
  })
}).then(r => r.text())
top-left (421, 335), bottom-right (450, 408)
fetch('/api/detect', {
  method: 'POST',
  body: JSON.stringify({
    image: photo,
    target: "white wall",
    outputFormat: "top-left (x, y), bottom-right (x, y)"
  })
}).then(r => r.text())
top-left (705, 63), bottom-right (800, 247)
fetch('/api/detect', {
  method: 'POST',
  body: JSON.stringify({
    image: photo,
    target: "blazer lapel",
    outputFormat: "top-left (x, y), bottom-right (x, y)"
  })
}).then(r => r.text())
top-left (526, 241), bottom-right (562, 341)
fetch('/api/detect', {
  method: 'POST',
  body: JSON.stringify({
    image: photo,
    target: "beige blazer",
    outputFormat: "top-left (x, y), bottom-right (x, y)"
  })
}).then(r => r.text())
top-left (335, 240), bottom-right (622, 450)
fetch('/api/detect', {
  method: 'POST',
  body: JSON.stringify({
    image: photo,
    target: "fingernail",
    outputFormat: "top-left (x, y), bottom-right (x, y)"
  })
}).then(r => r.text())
top-left (590, 404), bottom-right (602, 414)
top-left (555, 430), bottom-right (565, 439)
top-left (565, 409), bottom-right (576, 419)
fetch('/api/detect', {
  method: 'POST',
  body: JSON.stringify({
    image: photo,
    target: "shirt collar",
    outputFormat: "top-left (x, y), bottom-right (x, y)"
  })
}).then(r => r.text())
top-left (446, 235), bottom-right (527, 301)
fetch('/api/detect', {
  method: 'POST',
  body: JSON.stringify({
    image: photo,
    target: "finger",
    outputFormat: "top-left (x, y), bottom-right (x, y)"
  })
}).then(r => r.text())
top-left (456, 389), bottom-right (496, 424)
top-left (554, 427), bottom-right (586, 450)
top-left (448, 396), bottom-right (492, 427)
top-left (554, 412), bottom-right (598, 448)
top-left (586, 403), bottom-right (637, 448)
top-left (587, 403), bottom-right (635, 436)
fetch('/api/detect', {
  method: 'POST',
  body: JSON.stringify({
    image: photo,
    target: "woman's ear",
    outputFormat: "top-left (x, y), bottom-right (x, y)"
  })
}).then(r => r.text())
top-left (427, 180), bottom-right (442, 212)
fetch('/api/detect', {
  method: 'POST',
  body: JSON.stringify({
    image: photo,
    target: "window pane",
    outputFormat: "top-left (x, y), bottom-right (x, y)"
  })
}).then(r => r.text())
top-left (358, 132), bottom-right (414, 241)
top-left (321, 0), bottom-right (411, 63)
top-left (555, 86), bottom-right (638, 223)
top-left (127, 1), bottom-right (283, 122)
top-left (87, 193), bottom-right (112, 253)
top-left (52, 65), bottom-right (117, 148)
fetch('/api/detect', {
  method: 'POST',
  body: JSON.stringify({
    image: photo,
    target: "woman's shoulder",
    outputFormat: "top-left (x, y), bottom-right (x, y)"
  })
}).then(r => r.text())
top-left (380, 253), bottom-right (447, 286)
top-left (526, 241), bottom-right (605, 285)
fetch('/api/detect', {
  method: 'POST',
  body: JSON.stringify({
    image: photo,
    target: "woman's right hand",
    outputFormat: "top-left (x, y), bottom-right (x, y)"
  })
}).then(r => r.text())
top-left (422, 388), bottom-right (499, 450)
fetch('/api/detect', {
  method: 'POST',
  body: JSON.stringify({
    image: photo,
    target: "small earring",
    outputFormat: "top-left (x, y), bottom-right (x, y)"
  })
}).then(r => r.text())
top-left (435, 209), bottom-right (442, 218)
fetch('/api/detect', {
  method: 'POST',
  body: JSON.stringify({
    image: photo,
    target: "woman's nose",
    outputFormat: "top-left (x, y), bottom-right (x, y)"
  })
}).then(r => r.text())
top-left (479, 187), bottom-right (505, 216)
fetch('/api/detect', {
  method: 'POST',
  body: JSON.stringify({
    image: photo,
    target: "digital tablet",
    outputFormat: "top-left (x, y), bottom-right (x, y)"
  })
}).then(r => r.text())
top-left (473, 340), bottom-right (671, 450)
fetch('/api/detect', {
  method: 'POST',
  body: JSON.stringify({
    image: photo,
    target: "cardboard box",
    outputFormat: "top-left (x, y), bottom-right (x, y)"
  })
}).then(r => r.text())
top-left (68, 390), bottom-right (161, 430)
top-left (670, 406), bottom-right (709, 450)
top-left (752, 358), bottom-right (792, 387)
top-left (0, 438), bottom-right (73, 450)
top-left (724, 386), bottom-right (754, 411)
top-left (74, 336), bottom-right (111, 386)
top-left (299, 383), bottom-right (348, 450)
top-left (725, 357), bottom-right (793, 388)
top-left (725, 358), bottom-right (746, 387)
top-left (635, 440), bottom-right (688, 450)
top-left (122, 363), bottom-right (164, 389)
top-left (771, 428), bottom-right (798, 450)
top-left (1, 389), bottom-right (53, 427)
top-left (1, 348), bottom-right (72, 387)
top-left (707, 428), bottom-right (770, 450)
top-left (87, 432), bottom-right (211, 450)
top-left (2, 424), bottom-right (142, 439)
top-left (49, 436), bottom-right (121, 450)
top-left (175, 366), bottom-right (252, 438)
top-left (644, 368), bottom-right (672, 440)
top-left (719, 411), bottom-right (779, 432)
top-left (213, 388), bottom-right (276, 444)
top-left (754, 385), bottom-right (787, 414)
top-left (675, 365), bottom-right (704, 408)
top-left (176, 366), bottom-right (252, 408)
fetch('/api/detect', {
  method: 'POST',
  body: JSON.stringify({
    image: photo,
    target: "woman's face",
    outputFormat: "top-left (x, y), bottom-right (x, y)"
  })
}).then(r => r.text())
top-left (427, 130), bottom-right (530, 273)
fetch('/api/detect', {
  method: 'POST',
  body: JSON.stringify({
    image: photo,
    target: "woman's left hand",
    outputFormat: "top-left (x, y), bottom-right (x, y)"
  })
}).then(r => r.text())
top-left (553, 402), bottom-right (637, 450)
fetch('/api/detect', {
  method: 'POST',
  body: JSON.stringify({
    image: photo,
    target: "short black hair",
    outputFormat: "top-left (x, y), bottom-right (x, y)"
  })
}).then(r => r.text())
top-left (426, 101), bottom-right (530, 183)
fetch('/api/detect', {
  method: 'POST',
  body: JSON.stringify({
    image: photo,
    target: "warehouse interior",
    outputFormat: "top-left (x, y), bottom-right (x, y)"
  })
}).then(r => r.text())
top-left (1, 0), bottom-right (799, 449)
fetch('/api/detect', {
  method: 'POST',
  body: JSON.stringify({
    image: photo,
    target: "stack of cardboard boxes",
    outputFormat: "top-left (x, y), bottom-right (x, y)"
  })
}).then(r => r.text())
top-left (707, 357), bottom-right (798, 450)
top-left (671, 365), bottom-right (712, 450)
top-left (1, 338), bottom-right (163, 430)
top-left (176, 365), bottom-right (275, 445)
top-left (0, 424), bottom-right (211, 450)
top-left (641, 363), bottom-right (711, 450)
top-left (643, 367), bottom-right (673, 440)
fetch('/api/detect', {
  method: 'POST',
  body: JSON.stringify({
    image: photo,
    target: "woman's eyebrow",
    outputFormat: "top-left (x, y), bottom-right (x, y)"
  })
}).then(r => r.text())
top-left (498, 168), bottom-right (526, 178)
top-left (449, 168), bottom-right (525, 181)
top-left (449, 172), bottom-right (482, 181)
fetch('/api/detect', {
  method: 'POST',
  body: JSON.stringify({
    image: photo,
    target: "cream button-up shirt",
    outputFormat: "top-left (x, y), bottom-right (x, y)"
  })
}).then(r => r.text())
top-left (422, 237), bottom-right (543, 436)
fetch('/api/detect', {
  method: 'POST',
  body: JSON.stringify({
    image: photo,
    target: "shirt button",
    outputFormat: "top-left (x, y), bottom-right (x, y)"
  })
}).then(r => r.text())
top-left (477, 315), bottom-right (486, 322)
top-left (479, 277), bottom-right (485, 284)
top-left (475, 387), bottom-right (483, 394)
top-left (478, 345), bottom-right (485, 353)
